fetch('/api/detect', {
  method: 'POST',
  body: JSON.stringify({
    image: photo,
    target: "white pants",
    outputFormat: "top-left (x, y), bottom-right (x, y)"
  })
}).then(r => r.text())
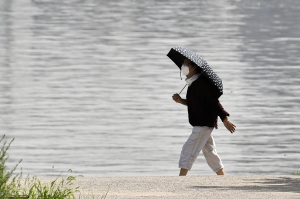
top-left (179, 126), bottom-right (224, 172)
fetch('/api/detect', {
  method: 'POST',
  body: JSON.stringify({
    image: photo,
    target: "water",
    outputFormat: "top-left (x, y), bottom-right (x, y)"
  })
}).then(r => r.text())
top-left (0, 0), bottom-right (299, 177)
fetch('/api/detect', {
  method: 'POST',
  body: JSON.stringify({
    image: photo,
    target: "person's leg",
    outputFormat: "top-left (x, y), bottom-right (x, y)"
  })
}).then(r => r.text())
top-left (179, 126), bottom-right (213, 176)
top-left (202, 135), bottom-right (225, 175)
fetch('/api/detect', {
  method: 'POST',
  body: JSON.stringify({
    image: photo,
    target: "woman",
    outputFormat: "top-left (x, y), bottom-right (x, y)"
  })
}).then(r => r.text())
top-left (172, 58), bottom-right (236, 176)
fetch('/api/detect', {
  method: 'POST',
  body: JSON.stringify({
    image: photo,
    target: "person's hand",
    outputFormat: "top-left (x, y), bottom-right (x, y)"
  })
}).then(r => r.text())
top-left (223, 117), bottom-right (236, 133)
top-left (172, 93), bottom-right (182, 103)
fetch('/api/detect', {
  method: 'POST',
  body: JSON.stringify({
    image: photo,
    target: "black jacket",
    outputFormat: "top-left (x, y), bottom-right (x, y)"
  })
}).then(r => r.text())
top-left (186, 75), bottom-right (229, 128)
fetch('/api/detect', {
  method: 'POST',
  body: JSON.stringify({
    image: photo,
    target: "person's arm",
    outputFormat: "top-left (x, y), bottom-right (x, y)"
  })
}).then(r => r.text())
top-left (215, 101), bottom-right (229, 122)
top-left (216, 101), bottom-right (236, 133)
top-left (202, 81), bottom-right (229, 121)
top-left (202, 82), bottom-right (236, 133)
top-left (172, 94), bottom-right (187, 106)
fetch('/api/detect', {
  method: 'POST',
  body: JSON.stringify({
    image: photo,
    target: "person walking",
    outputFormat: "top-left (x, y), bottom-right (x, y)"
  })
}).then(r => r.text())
top-left (172, 58), bottom-right (236, 176)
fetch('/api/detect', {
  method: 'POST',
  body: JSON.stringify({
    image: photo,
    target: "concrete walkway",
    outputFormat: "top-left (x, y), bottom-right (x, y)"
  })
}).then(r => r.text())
top-left (61, 175), bottom-right (300, 199)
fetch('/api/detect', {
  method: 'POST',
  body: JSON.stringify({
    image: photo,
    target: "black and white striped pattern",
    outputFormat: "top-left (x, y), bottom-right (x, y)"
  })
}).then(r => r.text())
top-left (173, 47), bottom-right (223, 95)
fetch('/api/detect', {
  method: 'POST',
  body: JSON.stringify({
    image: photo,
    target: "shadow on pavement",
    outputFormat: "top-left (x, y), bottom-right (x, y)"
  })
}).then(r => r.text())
top-left (189, 177), bottom-right (300, 194)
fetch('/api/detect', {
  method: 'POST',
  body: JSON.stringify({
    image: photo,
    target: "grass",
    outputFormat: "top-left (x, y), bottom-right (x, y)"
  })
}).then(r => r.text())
top-left (293, 170), bottom-right (300, 176)
top-left (0, 135), bottom-right (108, 199)
top-left (0, 136), bottom-right (22, 199)
top-left (20, 173), bottom-right (80, 199)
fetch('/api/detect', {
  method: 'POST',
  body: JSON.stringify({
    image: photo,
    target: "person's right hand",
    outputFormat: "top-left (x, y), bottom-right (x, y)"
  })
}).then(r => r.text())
top-left (172, 93), bottom-right (182, 103)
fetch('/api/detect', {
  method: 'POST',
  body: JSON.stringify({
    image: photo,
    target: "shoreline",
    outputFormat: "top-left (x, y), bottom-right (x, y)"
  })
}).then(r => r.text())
top-left (39, 175), bottom-right (300, 198)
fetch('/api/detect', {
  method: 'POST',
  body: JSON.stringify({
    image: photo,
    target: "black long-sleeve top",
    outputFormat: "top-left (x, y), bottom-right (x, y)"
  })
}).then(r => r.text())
top-left (186, 75), bottom-right (229, 128)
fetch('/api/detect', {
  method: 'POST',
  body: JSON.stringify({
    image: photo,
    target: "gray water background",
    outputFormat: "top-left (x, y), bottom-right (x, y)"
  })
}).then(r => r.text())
top-left (0, 0), bottom-right (300, 177)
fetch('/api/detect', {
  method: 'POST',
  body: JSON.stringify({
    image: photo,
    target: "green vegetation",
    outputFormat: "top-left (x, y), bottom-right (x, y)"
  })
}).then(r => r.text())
top-left (0, 136), bottom-right (22, 199)
top-left (0, 135), bottom-right (107, 199)
top-left (293, 170), bottom-right (300, 176)
top-left (21, 173), bottom-right (79, 199)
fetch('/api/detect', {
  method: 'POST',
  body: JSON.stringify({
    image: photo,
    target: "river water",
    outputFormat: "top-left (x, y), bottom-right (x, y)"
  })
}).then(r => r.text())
top-left (0, 0), bottom-right (300, 177)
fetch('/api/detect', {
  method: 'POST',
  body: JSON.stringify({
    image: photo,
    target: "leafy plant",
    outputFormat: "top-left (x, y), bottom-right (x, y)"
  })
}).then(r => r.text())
top-left (0, 135), bottom-right (108, 199)
top-left (21, 173), bottom-right (79, 199)
top-left (0, 135), bottom-right (22, 199)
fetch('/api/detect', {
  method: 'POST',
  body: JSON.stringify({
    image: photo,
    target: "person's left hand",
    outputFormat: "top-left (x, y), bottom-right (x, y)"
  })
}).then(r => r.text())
top-left (223, 117), bottom-right (236, 133)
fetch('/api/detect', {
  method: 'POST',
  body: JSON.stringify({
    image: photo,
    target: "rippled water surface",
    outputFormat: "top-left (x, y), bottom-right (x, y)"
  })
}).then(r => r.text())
top-left (0, 0), bottom-right (300, 176)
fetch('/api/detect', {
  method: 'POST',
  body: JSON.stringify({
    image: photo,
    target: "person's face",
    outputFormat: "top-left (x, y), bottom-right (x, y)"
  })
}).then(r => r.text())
top-left (183, 59), bottom-right (192, 68)
top-left (183, 59), bottom-right (196, 77)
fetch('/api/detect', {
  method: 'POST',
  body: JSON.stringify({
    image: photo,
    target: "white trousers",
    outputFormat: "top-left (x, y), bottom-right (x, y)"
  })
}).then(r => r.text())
top-left (179, 126), bottom-right (224, 172)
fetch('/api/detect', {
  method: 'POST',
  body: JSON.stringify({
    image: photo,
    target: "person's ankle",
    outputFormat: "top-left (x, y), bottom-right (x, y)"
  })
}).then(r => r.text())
top-left (179, 168), bottom-right (188, 176)
top-left (216, 168), bottom-right (225, 175)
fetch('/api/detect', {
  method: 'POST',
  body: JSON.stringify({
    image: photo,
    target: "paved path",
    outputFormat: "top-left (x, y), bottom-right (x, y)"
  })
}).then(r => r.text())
top-left (60, 175), bottom-right (300, 198)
